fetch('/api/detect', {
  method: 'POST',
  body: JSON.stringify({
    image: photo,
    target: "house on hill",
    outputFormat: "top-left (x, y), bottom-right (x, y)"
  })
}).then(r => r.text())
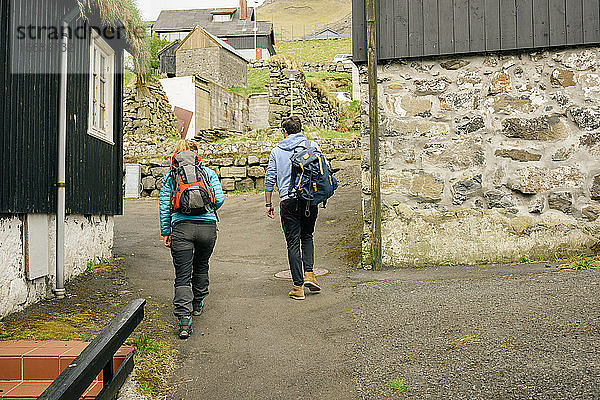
top-left (0, 0), bottom-right (142, 317)
top-left (353, 0), bottom-right (600, 267)
top-left (174, 26), bottom-right (248, 88)
top-left (303, 28), bottom-right (351, 40)
top-left (153, 0), bottom-right (275, 60)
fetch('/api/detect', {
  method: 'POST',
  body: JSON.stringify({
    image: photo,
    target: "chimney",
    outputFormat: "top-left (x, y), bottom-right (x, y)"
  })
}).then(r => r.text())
top-left (239, 0), bottom-right (248, 20)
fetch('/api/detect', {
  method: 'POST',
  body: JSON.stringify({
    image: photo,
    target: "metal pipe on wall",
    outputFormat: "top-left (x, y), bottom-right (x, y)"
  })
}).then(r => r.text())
top-left (366, 0), bottom-right (382, 270)
top-left (56, 7), bottom-right (79, 299)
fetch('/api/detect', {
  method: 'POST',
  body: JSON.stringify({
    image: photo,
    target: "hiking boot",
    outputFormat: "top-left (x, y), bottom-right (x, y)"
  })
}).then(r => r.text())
top-left (192, 300), bottom-right (204, 317)
top-left (288, 285), bottom-right (305, 300)
top-left (304, 271), bottom-right (321, 292)
top-left (178, 316), bottom-right (193, 339)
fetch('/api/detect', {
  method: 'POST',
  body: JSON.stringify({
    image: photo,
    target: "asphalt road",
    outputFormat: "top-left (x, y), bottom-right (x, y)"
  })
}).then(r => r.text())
top-left (114, 163), bottom-right (362, 400)
top-left (350, 264), bottom-right (600, 399)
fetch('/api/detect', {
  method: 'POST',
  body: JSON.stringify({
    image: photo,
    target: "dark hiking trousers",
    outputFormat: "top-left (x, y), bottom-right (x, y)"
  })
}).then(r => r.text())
top-left (280, 198), bottom-right (318, 287)
top-left (171, 221), bottom-right (217, 317)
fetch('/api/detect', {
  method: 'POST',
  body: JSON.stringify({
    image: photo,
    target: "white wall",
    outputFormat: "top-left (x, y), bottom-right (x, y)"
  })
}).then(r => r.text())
top-left (0, 214), bottom-right (114, 318)
top-left (157, 31), bottom-right (191, 42)
top-left (237, 48), bottom-right (270, 61)
top-left (160, 76), bottom-right (196, 140)
top-left (352, 63), bottom-right (360, 101)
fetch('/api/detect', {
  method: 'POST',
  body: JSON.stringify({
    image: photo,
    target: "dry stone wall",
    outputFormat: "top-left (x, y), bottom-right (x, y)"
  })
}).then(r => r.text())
top-left (251, 60), bottom-right (353, 73)
top-left (132, 139), bottom-right (359, 197)
top-left (361, 47), bottom-right (600, 267)
top-left (269, 63), bottom-right (340, 130)
top-left (123, 82), bottom-right (179, 157)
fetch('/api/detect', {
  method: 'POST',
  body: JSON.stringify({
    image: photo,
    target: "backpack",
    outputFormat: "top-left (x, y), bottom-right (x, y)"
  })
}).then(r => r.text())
top-left (170, 150), bottom-right (217, 217)
top-left (288, 140), bottom-right (338, 208)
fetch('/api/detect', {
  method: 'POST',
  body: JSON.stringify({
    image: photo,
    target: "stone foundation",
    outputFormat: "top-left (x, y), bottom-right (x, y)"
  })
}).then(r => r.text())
top-left (131, 139), bottom-right (360, 197)
top-left (0, 214), bottom-right (113, 318)
top-left (361, 46), bottom-right (600, 267)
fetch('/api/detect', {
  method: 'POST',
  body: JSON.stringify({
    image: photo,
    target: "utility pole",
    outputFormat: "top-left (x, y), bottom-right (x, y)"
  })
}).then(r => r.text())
top-left (253, 3), bottom-right (257, 60)
top-left (366, 0), bottom-right (382, 271)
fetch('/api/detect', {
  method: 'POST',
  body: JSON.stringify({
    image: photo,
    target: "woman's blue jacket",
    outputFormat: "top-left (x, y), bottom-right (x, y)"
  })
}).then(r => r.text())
top-left (159, 167), bottom-right (225, 236)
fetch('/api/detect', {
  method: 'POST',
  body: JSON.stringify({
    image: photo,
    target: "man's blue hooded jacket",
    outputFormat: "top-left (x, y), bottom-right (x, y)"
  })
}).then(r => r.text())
top-left (264, 132), bottom-right (321, 200)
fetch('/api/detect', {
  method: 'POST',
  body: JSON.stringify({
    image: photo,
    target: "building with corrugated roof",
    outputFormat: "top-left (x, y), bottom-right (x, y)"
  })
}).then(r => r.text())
top-left (153, 0), bottom-right (275, 61)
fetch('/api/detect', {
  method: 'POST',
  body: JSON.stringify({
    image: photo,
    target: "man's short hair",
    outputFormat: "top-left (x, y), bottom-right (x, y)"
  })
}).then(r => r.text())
top-left (282, 116), bottom-right (302, 135)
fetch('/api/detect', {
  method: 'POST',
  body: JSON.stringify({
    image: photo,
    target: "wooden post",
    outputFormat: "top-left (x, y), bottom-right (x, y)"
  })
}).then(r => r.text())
top-left (366, 0), bottom-right (382, 270)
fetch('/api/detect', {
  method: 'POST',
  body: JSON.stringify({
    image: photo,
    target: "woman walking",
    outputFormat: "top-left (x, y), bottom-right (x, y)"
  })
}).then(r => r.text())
top-left (159, 140), bottom-right (225, 339)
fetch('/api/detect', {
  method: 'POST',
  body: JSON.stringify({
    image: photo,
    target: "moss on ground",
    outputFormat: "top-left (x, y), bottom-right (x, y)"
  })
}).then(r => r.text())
top-left (0, 259), bottom-right (176, 399)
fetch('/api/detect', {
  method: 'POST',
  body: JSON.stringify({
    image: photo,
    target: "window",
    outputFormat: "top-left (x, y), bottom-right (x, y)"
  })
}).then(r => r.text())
top-left (213, 14), bottom-right (231, 22)
top-left (88, 30), bottom-right (115, 144)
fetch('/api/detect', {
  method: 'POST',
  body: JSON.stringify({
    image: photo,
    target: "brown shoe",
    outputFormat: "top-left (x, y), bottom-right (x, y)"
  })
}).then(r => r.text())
top-left (304, 271), bottom-right (321, 292)
top-left (288, 285), bottom-right (305, 300)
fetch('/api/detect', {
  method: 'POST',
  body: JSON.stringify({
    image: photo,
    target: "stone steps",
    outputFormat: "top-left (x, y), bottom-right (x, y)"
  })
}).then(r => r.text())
top-left (0, 340), bottom-right (133, 399)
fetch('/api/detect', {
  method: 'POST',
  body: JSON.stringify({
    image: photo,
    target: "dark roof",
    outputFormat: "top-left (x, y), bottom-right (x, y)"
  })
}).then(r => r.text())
top-left (303, 28), bottom-right (351, 40)
top-left (153, 8), bottom-right (271, 35)
top-left (157, 40), bottom-right (180, 56)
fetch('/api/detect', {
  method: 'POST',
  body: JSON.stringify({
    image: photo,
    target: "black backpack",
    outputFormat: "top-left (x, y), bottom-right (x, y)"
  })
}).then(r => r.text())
top-left (288, 141), bottom-right (338, 208)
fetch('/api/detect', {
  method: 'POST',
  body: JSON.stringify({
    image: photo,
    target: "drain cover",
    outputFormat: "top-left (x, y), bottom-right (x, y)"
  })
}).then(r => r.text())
top-left (274, 268), bottom-right (330, 279)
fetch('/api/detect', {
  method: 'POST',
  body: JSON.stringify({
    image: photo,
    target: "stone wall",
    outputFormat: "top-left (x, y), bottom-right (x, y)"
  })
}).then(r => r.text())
top-left (205, 80), bottom-right (250, 138)
top-left (177, 47), bottom-right (247, 88)
top-left (249, 93), bottom-right (270, 131)
top-left (123, 82), bottom-right (179, 157)
top-left (0, 214), bottom-right (113, 318)
top-left (361, 46), bottom-right (600, 267)
top-left (269, 62), bottom-right (341, 130)
top-left (133, 139), bottom-right (360, 197)
top-left (251, 60), bottom-right (353, 74)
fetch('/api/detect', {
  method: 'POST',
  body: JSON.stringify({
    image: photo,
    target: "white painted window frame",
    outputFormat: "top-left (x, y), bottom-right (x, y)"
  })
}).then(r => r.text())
top-left (213, 14), bottom-right (231, 22)
top-left (88, 29), bottom-right (115, 145)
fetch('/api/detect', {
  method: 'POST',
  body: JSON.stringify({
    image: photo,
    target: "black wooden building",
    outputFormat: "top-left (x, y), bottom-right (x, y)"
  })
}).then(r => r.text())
top-left (353, 0), bottom-right (600, 62)
top-left (158, 40), bottom-right (180, 77)
top-left (0, 0), bottom-right (127, 215)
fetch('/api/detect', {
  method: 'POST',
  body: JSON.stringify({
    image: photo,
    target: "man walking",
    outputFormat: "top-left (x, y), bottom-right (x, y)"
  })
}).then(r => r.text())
top-left (265, 116), bottom-right (322, 300)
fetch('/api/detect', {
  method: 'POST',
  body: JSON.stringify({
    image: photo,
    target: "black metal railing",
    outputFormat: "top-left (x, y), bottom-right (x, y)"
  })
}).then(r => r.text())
top-left (39, 298), bottom-right (146, 400)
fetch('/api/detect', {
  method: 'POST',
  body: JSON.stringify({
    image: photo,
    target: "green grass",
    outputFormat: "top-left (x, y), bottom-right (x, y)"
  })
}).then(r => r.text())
top-left (304, 127), bottom-right (357, 140)
top-left (305, 71), bottom-right (352, 92)
top-left (86, 257), bottom-right (120, 272)
top-left (129, 333), bottom-right (157, 356)
top-left (388, 378), bottom-right (407, 392)
top-left (231, 68), bottom-right (270, 97)
top-left (124, 70), bottom-right (136, 86)
top-left (275, 38), bottom-right (352, 64)
top-left (564, 255), bottom-right (600, 270)
top-left (450, 333), bottom-right (482, 347)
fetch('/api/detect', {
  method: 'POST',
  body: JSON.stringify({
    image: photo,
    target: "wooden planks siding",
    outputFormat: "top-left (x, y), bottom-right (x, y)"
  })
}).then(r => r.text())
top-left (352, 0), bottom-right (600, 62)
top-left (0, 0), bottom-right (124, 215)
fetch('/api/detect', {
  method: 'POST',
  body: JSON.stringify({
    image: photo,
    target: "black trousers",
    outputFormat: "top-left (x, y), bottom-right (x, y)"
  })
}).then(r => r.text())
top-left (280, 198), bottom-right (318, 287)
top-left (170, 221), bottom-right (217, 317)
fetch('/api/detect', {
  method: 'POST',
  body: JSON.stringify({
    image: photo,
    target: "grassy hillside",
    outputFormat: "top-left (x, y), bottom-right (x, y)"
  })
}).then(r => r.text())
top-left (257, 0), bottom-right (351, 41)
top-left (231, 69), bottom-right (270, 97)
top-left (275, 38), bottom-right (352, 64)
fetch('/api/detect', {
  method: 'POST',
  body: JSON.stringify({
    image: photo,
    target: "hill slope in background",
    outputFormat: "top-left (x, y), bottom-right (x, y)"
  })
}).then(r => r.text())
top-left (257, 0), bottom-right (352, 41)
